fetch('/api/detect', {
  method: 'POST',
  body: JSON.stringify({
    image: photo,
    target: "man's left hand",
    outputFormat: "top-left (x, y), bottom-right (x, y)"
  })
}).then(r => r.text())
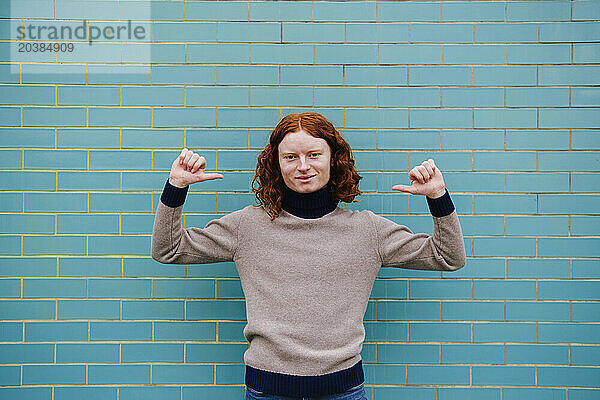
top-left (392, 159), bottom-right (446, 199)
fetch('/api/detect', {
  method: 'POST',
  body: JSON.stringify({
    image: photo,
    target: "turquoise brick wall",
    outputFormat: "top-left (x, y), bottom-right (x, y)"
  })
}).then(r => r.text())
top-left (1, 0), bottom-right (599, 399)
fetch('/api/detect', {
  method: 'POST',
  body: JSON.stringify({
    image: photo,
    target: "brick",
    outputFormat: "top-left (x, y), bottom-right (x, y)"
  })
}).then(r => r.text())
top-left (507, 301), bottom-right (570, 322)
top-left (315, 44), bottom-right (378, 64)
top-left (24, 150), bottom-right (87, 170)
top-left (347, 23), bottom-right (409, 43)
top-left (186, 300), bottom-right (246, 320)
top-left (314, 1), bottom-right (375, 21)
top-left (23, 64), bottom-right (86, 84)
top-left (539, 65), bottom-right (600, 86)
top-left (188, 87), bottom-right (249, 107)
top-left (475, 23), bottom-right (539, 43)
top-left (0, 214), bottom-right (54, 234)
top-left (474, 151), bottom-right (536, 171)
top-left (122, 87), bottom-right (184, 107)
top-left (410, 66), bottom-right (471, 86)
top-left (0, 128), bottom-right (54, 148)
top-left (22, 364), bottom-right (85, 385)
top-left (317, 87), bottom-right (376, 107)
top-left (0, 387), bottom-right (51, 400)
top-left (378, 343), bottom-right (438, 364)
top-left (185, 1), bottom-right (248, 22)
top-left (54, 387), bottom-right (117, 400)
top-left (409, 279), bottom-right (471, 300)
top-left (380, 44), bottom-right (442, 64)
top-left (153, 107), bottom-right (215, 128)
top-left (186, 343), bottom-right (246, 363)
top-left (538, 366), bottom-right (600, 387)
top-left (154, 321), bottom-right (216, 341)
top-left (574, 43), bottom-right (600, 63)
top-left (445, 45), bottom-right (506, 64)
top-left (58, 300), bottom-right (120, 319)
top-left (407, 365), bottom-right (469, 385)
top-left (251, 43), bottom-right (313, 64)
top-left (442, 300), bottom-right (504, 321)
top-left (378, 300), bottom-right (441, 321)
top-left (441, 344), bottom-right (503, 364)
top-left (0, 362), bottom-right (21, 386)
top-left (506, 173), bottom-right (570, 193)
top-left (121, 343), bottom-right (183, 362)
top-left (539, 323), bottom-right (600, 344)
top-left (23, 236), bottom-right (86, 256)
top-left (507, 1), bottom-right (571, 22)
top-left (23, 278), bottom-right (86, 298)
top-left (89, 107), bottom-right (151, 127)
top-left (152, 364), bottom-right (213, 384)
top-left (88, 365), bottom-right (150, 385)
top-left (59, 257), bottom-right (121, 277)
top-left (538, 281), bottom-right (600, 300)
top-left (475, 109), bottom-right (537, 129)
top-left (442, 88), bottom-right (503, 107)
top-left (218, 22), bottom-right (280, 42)
top-left (25, 321), bottom-right (87, 341)
top-left (281, 66), bottom-right (342, 85)
top-left (88, 278), bottom-right (150, 298)
top-left (412, 23), bottom-right (472, 43)
top-left (506, 130), bottom-right (569, 150)
top-left (379, 87), bottom-right (439, 107)
top-left (506, 344), bottom-right (568, 365)
top-left (409, 322), bottom-right (470, 342)
top-left (378, 2), bottom-right (440, 22)
top-left (90, 321), bottom-right (152, 341)
top-left (505, 216), bottom-right (569, 236)
top-left (506, 87), bottom-right (570, 107)
top-left (572, 87), bottom-right (600, 107)
top-left (474, 65), bottom-right (537, 86)
top-left (507, 259), bottom-right (570, 279)
top-left (541, 22), bottom-right (600, 43)
top-left (23, 107), bottom-right (85, 127)
top-left (572, 302), bottom-right (600, 322)
top-left (474, 280), bottom-right (536, 300)
top-left (508, 44), bottom-right (571, 64)
top-left (122, 300), bottom-right (184, 320)
top-left (473, 366), bottom-right (535, 386)
top-left (0, 85), bottom-right (54, 105)
top-left (0, 257), bottom-right (56, 278)
top-left (442, 130), bottom-right (504, 150)
top-left (154, 22), bottom-right (215, 42)
top-left (411, 109), bottom-right (472, 129)
top-left (217, 108), bottom-right (279, 128)
top-left (251, 87), bottom-right (312, 107)
top-left (474, 322), bottom-right (537, 343)
top-left (571, 216), bottom-right (600, 236)
top-left (474, 237), bottom-right (536, 257)
top-left (188, 43), bottom-right (249, 63)
top-left (378, 130), bottom-right (440, 150)
top-left (152, 65), bottom-right (214, 85)
top-left (250, 1), bottom-right (312, 22)
top-left (0, 343), bottom-right (53, 363)
top-left (58, 128), bottom-right (120, 149)
top-left (120, 387), bottom-right (181, 400)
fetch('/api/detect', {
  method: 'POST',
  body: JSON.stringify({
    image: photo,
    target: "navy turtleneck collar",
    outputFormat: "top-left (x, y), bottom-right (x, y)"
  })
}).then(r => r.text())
top-left (282, 183), bottom-right (339, 219)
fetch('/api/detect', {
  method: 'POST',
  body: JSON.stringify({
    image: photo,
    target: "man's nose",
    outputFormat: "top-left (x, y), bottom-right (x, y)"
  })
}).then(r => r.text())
top-left (298, 156), bottom-right (310, 170)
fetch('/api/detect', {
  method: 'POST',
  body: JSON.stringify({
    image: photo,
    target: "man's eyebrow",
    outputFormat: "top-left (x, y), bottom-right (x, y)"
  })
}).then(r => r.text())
top-left (281, 149), bottom-right (323, 155)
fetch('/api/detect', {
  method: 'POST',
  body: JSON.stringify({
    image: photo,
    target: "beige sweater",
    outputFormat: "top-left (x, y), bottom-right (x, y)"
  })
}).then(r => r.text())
top-left (151, 197), bottom-right (466, 378)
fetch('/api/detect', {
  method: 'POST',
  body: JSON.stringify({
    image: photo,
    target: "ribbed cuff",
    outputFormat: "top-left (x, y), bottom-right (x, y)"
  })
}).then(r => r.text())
top-left (426, 189), bottom-right (455, 217)
top-left (160, 179), bottom-right (188, 208)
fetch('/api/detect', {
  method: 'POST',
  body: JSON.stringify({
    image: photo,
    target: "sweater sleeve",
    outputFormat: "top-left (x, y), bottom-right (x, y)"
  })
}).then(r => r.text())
top-left (368, 203), bottom-right (467, 272)
top-left (151, 180), bottom-right (243, 265)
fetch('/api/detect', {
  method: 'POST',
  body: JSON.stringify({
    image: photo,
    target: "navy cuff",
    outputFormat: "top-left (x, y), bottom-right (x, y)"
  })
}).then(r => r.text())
top-left (160, 179), bottom-right (188, 208)
top-left (426, 189), bottom-right (455, 217)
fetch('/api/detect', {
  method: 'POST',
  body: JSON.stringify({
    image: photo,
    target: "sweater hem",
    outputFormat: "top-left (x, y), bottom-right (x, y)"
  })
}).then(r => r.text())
top-left (245, 360), bottom-right (364, 397)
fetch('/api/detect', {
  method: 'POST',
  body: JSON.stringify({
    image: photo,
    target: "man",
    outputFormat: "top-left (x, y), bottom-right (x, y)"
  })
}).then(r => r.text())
top-left (152, 112), bottom-right (466, 399)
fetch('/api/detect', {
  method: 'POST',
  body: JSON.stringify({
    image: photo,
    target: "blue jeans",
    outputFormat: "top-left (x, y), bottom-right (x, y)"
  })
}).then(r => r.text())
top-left (244, 382), bottom-right (367, 400)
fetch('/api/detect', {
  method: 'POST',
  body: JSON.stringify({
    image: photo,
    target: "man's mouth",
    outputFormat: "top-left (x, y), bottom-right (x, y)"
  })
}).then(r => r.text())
top-left (297, 175), bottom-right (315, 182)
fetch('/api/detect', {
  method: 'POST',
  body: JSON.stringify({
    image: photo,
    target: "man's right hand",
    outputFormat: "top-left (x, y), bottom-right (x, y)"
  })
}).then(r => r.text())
top-left (168, 148), bottom-right (224, 188)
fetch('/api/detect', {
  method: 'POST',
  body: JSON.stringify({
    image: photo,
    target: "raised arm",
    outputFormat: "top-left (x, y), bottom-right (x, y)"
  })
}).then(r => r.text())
top-left (151, 148), bottom-right (242, 265)
top-left (372, 159), bottom-right (466, 271)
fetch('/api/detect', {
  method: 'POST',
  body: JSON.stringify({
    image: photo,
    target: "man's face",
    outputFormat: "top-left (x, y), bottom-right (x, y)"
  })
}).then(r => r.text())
top-left (278, 130), bottom-right (332, 194)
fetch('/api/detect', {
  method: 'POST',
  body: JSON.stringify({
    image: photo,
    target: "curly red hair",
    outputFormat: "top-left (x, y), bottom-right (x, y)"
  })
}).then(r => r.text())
top-left (252, 112), bottom-right (363, 220)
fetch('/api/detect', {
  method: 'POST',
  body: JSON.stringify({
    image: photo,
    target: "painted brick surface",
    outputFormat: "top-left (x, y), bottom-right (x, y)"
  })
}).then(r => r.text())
top-left (0, 0), bottom-right (598, 398)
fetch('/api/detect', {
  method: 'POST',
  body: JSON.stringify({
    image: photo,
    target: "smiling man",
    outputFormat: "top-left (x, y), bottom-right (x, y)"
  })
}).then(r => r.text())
top-left (151, 112), bottom-right (466, 400)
